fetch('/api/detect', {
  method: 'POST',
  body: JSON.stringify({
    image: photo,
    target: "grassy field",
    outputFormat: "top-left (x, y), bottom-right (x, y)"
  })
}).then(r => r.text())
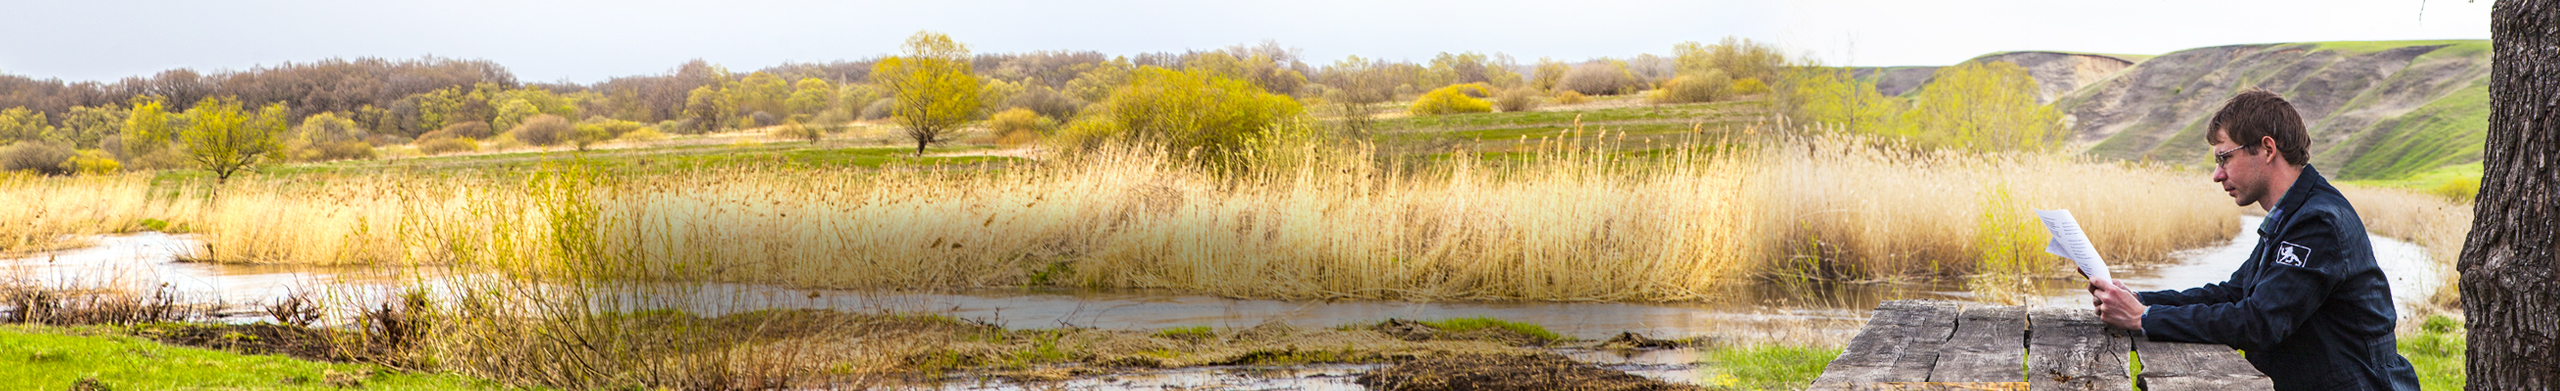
top-left (0, 325), bottom-right (527, 390)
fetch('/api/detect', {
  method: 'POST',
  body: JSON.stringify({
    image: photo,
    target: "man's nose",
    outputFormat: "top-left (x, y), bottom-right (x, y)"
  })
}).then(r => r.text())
top-left (2212, 164), bottom-right (2229, 182)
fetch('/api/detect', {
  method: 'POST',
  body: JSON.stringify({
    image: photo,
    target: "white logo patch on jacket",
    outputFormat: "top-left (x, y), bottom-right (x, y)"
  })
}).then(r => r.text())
top-left (2276, 241), bottom-right (2311, 267)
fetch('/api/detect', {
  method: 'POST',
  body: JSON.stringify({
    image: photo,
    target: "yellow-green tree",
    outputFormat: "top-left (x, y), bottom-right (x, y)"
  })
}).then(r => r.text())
top-left (1060, 66), bottom-right (1303, 170)
top-left (738, 72), bottom-right (790, 120)
top-left (872, 31), bottom-right (982, 155)
top-left (122, 97), bottom-right (177, 166)
top-left (684, 85), bottom-right (732, 133)
top-left (786, 78), bottom-right (836, 117)
top-left (1777, 66), bottom-right (1903, 135)
top-left (1898, 61), bottom-right (2062, 151)
top-left (1673, 37), bottom-right (1786, 86)
top-left (1531, 58), bottom-right (1570, 92)
top-left (0, 107), bottom-right (54, 144)
top-left (178, 97), bottom-right (287, 183)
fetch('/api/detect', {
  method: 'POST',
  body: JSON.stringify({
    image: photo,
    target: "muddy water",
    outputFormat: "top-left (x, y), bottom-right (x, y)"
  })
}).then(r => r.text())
top-left (0, 215), bottom-right (2445, 389)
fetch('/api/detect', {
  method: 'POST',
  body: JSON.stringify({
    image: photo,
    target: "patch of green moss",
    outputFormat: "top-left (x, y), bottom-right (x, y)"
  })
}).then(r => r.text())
top-left (1419, 317), bottom-right (1562, 342)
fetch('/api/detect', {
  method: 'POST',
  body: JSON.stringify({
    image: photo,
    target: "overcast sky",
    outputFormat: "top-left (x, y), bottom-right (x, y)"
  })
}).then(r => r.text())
top-left (0, 0), bottom-right (2493, 84)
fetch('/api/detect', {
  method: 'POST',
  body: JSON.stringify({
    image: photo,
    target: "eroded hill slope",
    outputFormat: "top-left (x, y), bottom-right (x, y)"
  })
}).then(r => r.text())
top-left (2052, 40), bottom-right (2489, 180)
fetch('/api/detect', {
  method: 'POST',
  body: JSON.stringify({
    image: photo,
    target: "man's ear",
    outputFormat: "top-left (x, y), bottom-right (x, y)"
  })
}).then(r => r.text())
top-left (2259, 135), bottom-right (2282, 165)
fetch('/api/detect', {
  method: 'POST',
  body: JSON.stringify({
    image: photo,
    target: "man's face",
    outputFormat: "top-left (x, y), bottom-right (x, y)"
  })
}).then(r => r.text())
top-left (2210, 129), bottom-right (2270, 207)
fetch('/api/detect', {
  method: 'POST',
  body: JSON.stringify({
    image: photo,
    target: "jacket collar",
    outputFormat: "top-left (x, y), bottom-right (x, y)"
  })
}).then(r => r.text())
top-left (2258, 165), bottom-right (2328, 235)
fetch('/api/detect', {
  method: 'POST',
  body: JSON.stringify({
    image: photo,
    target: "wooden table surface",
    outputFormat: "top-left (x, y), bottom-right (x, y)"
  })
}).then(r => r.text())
top-left (1809, 300), bottom-right (2272, 391)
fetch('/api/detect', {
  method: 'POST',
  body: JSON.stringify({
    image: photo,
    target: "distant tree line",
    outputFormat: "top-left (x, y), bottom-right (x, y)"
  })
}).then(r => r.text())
top-left (0, 34), bottom-right (1821, 177)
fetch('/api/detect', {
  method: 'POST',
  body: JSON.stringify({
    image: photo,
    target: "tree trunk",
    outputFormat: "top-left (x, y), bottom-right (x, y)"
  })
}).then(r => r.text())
top-left (2463, 0), bottom-right (2560, 388)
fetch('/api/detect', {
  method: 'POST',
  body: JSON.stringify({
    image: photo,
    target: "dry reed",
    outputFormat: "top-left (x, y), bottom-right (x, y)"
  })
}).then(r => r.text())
top-left (2336, 185), bottom-right (2473, 309)
top-left (5, 134), bottom-right (2251, 302)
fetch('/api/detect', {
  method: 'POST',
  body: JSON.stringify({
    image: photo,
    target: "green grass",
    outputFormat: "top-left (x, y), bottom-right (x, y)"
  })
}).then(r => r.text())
top-left (2341, 162), bottom-right (2482, 201)
top-left (2400, 315), bottom-right (2466, 391)
top-left (0, 325), bottom-right (530, 390)
top-left (1702, 344), bottom-right (1842, 390)
top-left (1418, 317), bottom-right (1562, 342)
top-left (2337, 79), bottom-right (2489, 181)
top-left (2411, 41), bottom-right (2493, 63)
top-left (2300, 40), bottom-right (2490, 55)
top-left (1151, 325), bottom-right (1215, 341)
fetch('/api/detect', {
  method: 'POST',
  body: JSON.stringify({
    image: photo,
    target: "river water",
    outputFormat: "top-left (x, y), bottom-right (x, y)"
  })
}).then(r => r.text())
top-left (1, 215), bottom-right (2444, 389)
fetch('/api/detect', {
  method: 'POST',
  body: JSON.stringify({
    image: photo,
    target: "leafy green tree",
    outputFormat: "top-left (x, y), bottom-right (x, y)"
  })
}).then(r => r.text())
top-left (1674, 37), bottom-right (1786, 85)
top-left (1059, 66), bottom-right (1303, 170)
top-left (979, 78), bottom-right (1023, 115)
top-left (59, 105), bottom-right (126, 148)
top-left (1063, 58), bottom-right (1135, 102)
top-left (1531, 58), bottom-right (1570, 92)
top-left (872, 31), bottom-right (983, 155)
top-left (123, 98), bottom-right (178, 165)
top-left (568, 122), bottom-right (613, 151)
top-left (786, 78), bottom-right (837, 117)
top-left (1898, 61), bottom-right (2061, 151)
top-left (178, 97), bottom-right (287, 183)
top-left (684, 85), bottom-right (732, 133)
top-left (0, 107), bottom-right (55, 144)
top-left (739, 72), bottom-right (790, 118)
top-left (1776, 66), bottom-right (1903, 136)
top-left (493, 98), bottom-right (539, 131)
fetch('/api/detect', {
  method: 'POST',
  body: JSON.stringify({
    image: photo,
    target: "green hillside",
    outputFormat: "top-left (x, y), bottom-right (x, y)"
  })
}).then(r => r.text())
top-left (2047, 40), bottom-right (2490, 181)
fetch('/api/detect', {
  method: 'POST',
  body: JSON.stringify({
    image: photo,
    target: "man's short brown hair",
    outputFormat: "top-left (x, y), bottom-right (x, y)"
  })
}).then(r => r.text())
top-left (2205, 88), bottom-right (2309, 167)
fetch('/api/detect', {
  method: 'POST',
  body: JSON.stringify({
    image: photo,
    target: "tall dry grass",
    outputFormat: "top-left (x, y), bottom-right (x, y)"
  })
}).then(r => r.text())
top-left (1, 132), bottom-right (2271, 389)
top-left (6, 133), bottom-right (2242, 303)
top-left (2337, 184), bottom-right (2474, 309)
top-left (0, 173), bottom-right (180, 253)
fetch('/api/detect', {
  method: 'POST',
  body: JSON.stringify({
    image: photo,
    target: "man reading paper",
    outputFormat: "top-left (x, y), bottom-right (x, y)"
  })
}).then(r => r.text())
top-left (2086, 89), bottom-right (2419, 391)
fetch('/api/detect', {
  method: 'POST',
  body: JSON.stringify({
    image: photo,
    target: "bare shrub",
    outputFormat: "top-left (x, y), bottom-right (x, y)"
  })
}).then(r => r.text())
top-left (1003, 86), bottom-right (1084, 120)
top-left (1648, 72), bottom-right (1733, 104)
top-left (1554, 91), bottom-right (1591, 105)
top-left (263, 289), bottom-right (324, 327)
top-left (860, 98), bottom-right (897, 120)
top-left (1, 282), bottom-right (211, 325)
top-left (1558, 62), bottom-right (1640, 96)
top-left (773, 122), bottom-right (823, 143)
top-left (418, 137), bottom-right (478, 155)
top-left (986, 108), bottom-right (1055, 145)
top-left (2, 141), bottom-right (74, 175)
top-left (312, 141), bottom-right (376, 161)
top-left (749, 111), bottom-right (779, 128)
top-left (1493, 88), bottom-right (1542, 112)
top-left (507, 114), bottom-right (573, 146)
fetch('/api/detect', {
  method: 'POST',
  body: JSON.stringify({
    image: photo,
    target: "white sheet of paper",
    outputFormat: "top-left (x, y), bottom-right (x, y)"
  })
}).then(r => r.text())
top-left (2035, 209), bottom-right (2111, 281)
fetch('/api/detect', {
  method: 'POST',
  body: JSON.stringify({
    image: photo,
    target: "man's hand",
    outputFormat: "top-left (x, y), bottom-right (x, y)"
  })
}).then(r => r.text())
top-left (2089, 279), bottom-right (2145, 331)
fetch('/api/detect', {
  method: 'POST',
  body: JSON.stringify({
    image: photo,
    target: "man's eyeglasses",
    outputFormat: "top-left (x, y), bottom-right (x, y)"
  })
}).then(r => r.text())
top-left (2212, 146), bottom-right (2247, 167)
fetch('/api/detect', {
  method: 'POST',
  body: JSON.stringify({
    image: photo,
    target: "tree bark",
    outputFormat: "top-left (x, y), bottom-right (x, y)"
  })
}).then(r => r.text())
top-left (2464, 0), bottom-right (2560, 388)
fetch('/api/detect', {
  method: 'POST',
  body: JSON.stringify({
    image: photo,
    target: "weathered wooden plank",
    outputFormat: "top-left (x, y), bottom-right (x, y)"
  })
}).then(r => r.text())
top-left (1806, 381), bottom-right (2031, 391)
top-left (1816, 300), bottom-right (1963, 383)
top-left (1929, 305), bottom-right (2028, 382)
top-left (2133, 339), bottom-right (2272, 390)
top-left (2025, 307), bottom-right (2131, 391)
